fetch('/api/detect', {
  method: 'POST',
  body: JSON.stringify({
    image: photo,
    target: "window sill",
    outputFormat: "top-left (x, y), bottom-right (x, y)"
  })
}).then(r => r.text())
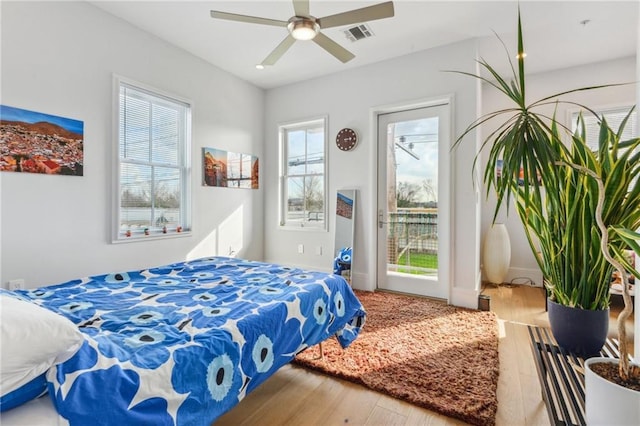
top-left (279, 225), bottom-right (327, 232)
top-left (112, 231), bottom-right (191, 244)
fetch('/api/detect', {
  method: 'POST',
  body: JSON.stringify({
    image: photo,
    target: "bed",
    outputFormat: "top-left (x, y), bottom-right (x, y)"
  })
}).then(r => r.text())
top-left (1, 256), bottom-right (366, 425)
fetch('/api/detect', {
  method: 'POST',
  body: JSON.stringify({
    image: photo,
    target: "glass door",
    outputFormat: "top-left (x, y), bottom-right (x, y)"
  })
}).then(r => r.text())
top-left (377, 103), bottom-right (450, 299)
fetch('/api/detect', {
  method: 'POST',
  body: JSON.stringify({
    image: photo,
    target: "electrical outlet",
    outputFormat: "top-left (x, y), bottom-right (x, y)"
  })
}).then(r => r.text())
top-left (297, 244), bottom-right (304, 254)
top-left (9, 279), bottom-right (25, 290)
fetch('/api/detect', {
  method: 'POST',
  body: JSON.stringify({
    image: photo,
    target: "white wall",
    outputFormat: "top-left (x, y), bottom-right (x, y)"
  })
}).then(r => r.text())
top-left (263, 40), bottom-right (481, 308)
top-left (0, 2), bottom-right (265, 288)
top-left (480, 57), bottom-right (638, 287)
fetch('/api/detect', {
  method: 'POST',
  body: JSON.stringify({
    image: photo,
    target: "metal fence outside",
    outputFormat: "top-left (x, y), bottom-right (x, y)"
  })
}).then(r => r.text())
top-left (387, 209), bottom-right (438, 274)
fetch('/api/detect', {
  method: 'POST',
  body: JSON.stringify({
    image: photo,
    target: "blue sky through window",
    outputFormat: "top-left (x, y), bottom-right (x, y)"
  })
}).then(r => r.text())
top-left (393, 117), bottom-right (438, 202)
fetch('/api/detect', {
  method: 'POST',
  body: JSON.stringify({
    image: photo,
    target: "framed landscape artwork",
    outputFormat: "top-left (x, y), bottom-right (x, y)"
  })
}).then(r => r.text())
top-left (202, 147), bottom-right (259, 189)
top-left (0, 105), bottom-right (84, 176)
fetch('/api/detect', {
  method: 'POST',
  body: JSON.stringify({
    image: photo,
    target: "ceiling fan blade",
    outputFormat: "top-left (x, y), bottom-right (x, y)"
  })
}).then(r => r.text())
top-left (210, 10), bottom-right (288, 27)
top-left (292, 0), bottom-right (310, 17)
top-left (260, 35), bottom-right (297, 66)
top-left (318, 1), bottom-right (394, 29)
top-left (312, 32), bottom-right (355, 63)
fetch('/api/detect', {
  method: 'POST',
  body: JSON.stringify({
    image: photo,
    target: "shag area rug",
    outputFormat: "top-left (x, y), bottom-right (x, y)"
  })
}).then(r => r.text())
top-left (294, 290), bottom-right (500, 426)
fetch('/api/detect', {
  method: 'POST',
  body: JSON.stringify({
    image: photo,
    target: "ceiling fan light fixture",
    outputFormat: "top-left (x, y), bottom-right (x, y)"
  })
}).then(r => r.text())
top-left (211, 1), bottom-right (395, 65)
top-left (288, 17), bottom-right (319, 40)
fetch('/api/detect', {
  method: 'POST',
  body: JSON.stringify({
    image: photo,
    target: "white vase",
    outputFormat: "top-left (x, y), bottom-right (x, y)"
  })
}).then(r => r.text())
top-left (585, 357), bottom-right (640, 425)
top-left (483, 223), bottom-right (511, 285)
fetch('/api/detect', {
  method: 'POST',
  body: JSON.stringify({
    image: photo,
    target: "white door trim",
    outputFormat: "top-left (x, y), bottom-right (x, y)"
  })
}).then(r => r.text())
top-left (368, 95), bottom-right (454, 301)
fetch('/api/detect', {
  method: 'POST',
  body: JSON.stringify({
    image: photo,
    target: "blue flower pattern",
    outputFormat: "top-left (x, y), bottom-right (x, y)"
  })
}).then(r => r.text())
top-left (93, 324), bottom-right (189, 369)
top-left (172, 330), bottom-right (244, 426)
top-left (15, 257), bottom-right (366, 426)
top-left (51, 365), bottom-right (173, 426)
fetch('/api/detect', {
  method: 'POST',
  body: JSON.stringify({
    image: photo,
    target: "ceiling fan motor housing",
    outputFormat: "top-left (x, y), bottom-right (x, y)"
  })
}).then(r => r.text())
top-left (288, 16), bottom-right (320, 40)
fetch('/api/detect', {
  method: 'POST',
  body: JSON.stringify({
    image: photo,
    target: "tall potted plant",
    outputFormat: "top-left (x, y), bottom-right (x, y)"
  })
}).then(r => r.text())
top-left (452, 10), bottom-right (639, 415)
top-left (578, 155), bottom-right (640, 424)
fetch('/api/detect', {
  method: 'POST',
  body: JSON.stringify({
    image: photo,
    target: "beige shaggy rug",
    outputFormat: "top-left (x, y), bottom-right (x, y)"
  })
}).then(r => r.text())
top-left (294, 290), bottom-right (500, 426)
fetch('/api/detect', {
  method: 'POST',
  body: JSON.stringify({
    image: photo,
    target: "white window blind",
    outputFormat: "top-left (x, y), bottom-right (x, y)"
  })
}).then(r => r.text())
top-left (572, 107), bottom-right (638, 150)
top-left (279, 118), bottom-right (327, 229)
top-left (116, 80), bottom-right (191, 241)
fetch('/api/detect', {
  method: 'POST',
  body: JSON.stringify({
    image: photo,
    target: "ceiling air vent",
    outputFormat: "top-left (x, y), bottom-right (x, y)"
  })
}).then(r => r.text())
top-left (344, 23), bottom-right (374, 42)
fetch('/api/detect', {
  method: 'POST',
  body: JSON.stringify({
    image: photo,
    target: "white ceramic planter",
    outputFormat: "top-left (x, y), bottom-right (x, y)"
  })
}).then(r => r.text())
top-left (483, 223), bottom-right (511, 285)
top-left (585, 357), bottom-right (640, 425)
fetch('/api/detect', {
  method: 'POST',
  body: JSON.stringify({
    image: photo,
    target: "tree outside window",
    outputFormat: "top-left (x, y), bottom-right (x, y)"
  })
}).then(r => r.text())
top-left (280, 118), bottom-right (326, 228)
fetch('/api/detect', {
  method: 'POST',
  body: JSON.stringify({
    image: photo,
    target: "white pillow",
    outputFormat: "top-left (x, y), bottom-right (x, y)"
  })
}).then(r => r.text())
top-left (1, 293), bottom-right (84, 400)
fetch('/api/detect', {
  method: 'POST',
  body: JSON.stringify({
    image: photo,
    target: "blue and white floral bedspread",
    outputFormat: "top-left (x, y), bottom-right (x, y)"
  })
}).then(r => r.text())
top-left (16, 257), bottom-right (366, 426)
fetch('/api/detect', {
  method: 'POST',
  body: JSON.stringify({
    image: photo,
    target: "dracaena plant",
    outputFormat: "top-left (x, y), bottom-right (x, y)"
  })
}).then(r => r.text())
top-left (516, 116), bottom-right (640, 312)
top-left (452, 11), bottom-right (640, 381)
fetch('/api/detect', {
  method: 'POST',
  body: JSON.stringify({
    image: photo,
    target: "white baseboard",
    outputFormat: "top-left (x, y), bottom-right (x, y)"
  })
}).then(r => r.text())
top-left (504, 267), bottom-right (543, 287)
top-left (481, 266), bottom-right (543, 287)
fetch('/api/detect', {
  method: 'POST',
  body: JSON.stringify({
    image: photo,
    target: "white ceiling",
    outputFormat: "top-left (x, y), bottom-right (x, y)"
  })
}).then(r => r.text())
top-left (91, 1), bottom-right (639, 90)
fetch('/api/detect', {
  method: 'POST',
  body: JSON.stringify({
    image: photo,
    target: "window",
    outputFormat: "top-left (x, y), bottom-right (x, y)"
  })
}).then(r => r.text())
top-left (227, 152), bottom-right (253, 188)
top-left (279, 118), bottom-right (327, 229)
top-left (571, 106), bottom-right (638, 150)
top-left (115, 78), bottom-right (191, 241)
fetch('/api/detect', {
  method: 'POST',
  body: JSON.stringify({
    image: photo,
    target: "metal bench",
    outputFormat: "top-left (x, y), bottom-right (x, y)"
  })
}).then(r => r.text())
top-left (527, 325), bottom-right (622, 426)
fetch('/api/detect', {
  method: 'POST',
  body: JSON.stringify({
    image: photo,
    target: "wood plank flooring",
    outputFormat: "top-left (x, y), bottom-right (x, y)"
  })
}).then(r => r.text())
top-left (216, 285), bottom-right (634, 426)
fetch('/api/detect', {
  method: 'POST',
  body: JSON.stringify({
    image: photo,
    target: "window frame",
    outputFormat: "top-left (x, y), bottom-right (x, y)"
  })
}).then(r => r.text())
top-left (278, 116), bottom-right (328, 231)
top-left (112, 75), bottom-right (192, 243)
top-left (569, 104), bottom-right (638, 149)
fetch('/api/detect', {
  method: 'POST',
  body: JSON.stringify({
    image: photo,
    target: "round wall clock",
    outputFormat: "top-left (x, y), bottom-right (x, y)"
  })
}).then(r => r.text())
top-left (336, 128), bottom-right (358, 151)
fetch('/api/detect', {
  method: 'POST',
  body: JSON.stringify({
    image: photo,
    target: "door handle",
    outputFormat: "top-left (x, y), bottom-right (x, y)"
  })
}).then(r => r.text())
top-left (378, 210), bottom-right (387, 229)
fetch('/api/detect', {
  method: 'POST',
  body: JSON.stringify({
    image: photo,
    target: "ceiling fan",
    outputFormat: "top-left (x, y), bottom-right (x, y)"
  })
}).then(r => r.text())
top-left (210, 0), bottom-right (394, 67)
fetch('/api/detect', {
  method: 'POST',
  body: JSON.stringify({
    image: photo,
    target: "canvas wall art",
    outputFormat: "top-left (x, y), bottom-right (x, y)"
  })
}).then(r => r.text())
top-left (0, 105), bottom-right (84, 176)
top-left (496, 159), bottom-right (540, 186)
top-left (203, 147), bottom-right (258, 189)
top-left (336, 192), bottom-right (354, 219)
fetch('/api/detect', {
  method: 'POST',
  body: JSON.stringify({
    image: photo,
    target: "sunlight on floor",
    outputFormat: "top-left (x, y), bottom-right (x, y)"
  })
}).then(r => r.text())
top-left (497, 318), bottom-right (507, 339)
